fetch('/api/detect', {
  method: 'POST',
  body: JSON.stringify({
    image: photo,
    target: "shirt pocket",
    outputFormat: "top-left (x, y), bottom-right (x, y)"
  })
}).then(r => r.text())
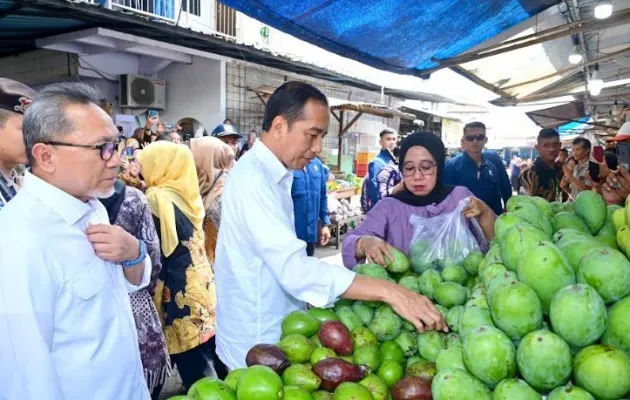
top-left (292, 173), bottom-right (307, 196)
top-left (481, 164), bottom-right (499, 185)
top-left (72, 262), bottom-right (108, 300)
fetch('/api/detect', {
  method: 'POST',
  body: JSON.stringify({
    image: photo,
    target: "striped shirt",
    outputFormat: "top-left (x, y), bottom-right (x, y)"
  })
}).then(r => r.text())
top-left (360, 165), bottom-right (402, 213)
top-left (0, 169), bottom-right (21, 211)
top-left (377, 164), bottom-right (403, 199)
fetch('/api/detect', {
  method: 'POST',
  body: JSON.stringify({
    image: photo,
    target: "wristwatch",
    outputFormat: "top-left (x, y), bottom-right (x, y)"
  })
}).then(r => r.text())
top-left (122, 240), bottom-right (147, 268)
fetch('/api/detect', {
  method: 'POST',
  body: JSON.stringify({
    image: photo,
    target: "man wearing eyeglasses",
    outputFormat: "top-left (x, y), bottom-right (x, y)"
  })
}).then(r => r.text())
top-left (0, 78), bottom-right (37, 211)
top-left (443, 122), bottom-right (511, 215)
top-left (0, 82), bottom-right (152, 400)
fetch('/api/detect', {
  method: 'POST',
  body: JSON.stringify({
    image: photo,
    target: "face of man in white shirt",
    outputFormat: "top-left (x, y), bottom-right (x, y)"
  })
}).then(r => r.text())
top-left (31, 103), bottom-right (121, 201)
top-left (266, 99), bottom-right (329, 170)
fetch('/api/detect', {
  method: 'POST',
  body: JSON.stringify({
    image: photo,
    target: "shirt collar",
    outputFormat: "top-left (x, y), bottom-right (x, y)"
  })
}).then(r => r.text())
top-left (379, 149), bottom-right (397, 164)
top-left (251, 140), bottom-right (292, 184)
top-left (463, 151), bottom-right (486, 166)
top-left (21, 170), bottom-right (93, 226)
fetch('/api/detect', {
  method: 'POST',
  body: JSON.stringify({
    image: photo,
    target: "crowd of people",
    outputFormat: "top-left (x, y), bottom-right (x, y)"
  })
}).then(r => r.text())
top-left (0, 78), bottom-right (448, 400)
top-left (361, 116), bottom-right (630, 221)
top-left (0, 74), bottom-right (627, 400)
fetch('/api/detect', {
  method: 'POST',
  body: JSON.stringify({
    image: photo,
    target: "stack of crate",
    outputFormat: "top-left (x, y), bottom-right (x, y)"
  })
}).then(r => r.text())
top-left (355, 151), bottom-right (376, 177)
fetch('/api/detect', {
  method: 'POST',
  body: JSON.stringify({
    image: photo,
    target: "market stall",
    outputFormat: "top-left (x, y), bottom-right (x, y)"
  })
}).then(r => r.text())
top-left (327, 175), bottom-right (364, 249)
top-left (178, 192), bottom-right (630, 400)
top-left (328, 99), bottom-right (416, 170)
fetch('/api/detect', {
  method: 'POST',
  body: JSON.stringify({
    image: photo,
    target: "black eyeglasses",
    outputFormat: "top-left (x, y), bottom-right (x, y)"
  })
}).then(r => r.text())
top-left (45, 139), bottom-right (121, 161)
top-left (402, 161), bottom-right (437, 177)
top-left (464, 134), bottom-right (486, 142)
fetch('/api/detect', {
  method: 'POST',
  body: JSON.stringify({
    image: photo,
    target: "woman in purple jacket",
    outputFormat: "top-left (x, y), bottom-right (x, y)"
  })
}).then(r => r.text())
top-left (343, 132), bottom-right (497, 267)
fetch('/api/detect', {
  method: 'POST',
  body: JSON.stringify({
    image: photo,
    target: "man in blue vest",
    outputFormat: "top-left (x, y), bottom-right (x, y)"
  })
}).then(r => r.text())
top-left (444, 122), bottom-right (511, 215)
top-left (292, 157), bottom-right (331, 256)
top-left (363, 127), bottom-right (398, 212)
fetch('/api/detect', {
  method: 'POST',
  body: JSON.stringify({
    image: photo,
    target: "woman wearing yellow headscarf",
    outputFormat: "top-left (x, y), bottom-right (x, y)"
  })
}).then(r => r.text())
top-left (190, 137), bottom-right (235, 262)
top-left (138, 141), bottom-right (227, 391)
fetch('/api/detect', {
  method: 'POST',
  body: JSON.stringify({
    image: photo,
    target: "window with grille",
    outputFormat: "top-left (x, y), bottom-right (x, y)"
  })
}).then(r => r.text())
top-left (216, 1), bottom-right (236, 37)
top-left (225, 63), bottom-right (399, 169)
top-left (182, 0), bottom-right (201, 17)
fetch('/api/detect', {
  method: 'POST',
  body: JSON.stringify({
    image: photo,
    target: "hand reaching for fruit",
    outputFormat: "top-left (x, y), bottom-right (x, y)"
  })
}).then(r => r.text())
top-left (384, 281), bottom-right (448, 333)
top-left (356, 236), bottom-right (394, 266)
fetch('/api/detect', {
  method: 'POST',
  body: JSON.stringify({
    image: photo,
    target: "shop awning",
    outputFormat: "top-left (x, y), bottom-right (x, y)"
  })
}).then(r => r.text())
top-left (244, 84), bottom-right (458, 104)
top-left (328, 98), bottom-right (416, 120)
top-left (526, 101), bottom-right (586, 128)
top-left (399, 102), bottom-right (463, 123)
top-left (219, 0), bottom-right (560, 77)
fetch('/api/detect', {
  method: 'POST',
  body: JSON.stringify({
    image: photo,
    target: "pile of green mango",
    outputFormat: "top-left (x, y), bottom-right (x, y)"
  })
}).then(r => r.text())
top-left (170, 193), bottom-right (630, 400)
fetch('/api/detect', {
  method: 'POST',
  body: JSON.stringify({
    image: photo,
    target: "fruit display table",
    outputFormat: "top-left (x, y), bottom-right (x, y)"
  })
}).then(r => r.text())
top-left (329, 187), bottom-right (361, 200)
top-left (179, 193), bottom-right (630, 400)
top-left (331, 214), bottom-right (364, 249)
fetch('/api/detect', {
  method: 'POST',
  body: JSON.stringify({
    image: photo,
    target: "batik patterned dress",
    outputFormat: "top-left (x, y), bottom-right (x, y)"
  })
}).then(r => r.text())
top-left (114, 187), bottom-right (172, 392)
top-left (152, 205), bottom-right (217, 355)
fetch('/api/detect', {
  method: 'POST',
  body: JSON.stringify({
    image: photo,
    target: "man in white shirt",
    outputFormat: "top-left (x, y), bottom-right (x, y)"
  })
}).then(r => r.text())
top-left (0, 82), bottom-right (152, 400)
top-left (215, 81), bottom-right (446, 370)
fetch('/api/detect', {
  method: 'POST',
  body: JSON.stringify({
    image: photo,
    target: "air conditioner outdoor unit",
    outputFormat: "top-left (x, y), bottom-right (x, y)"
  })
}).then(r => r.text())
top-left (119, 74), bottom-right (166, 109)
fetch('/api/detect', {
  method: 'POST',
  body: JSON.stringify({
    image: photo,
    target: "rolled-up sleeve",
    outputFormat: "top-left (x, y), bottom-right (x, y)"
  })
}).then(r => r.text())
top-left (124, 256), bottom-right (152, 293)
top-left (341, 201), bottom-right (390, 268)
top-left (243, 185), bottom-right (356, 308)
top-left (0, 239), bottom-right (64, 400)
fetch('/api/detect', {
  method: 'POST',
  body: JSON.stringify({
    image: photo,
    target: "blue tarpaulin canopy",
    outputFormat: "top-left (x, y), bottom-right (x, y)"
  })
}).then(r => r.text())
top-left (558, 116), bottom-right (592, 137)
top-left (220, 0), bottom-right (559, 77)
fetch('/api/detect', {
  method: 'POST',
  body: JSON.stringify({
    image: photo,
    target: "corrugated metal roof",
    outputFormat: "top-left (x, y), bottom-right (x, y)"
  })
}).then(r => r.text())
top-left (328, 98), bottom-right (416, 119)
top-left (456, 0), bottom-right (630, 117)
top-left (525, 101), bottom-right (586, 128)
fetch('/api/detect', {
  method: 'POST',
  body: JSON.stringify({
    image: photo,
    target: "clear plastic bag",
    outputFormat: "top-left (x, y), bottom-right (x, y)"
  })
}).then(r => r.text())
top-left (409, 197), bottom-right (488, 273)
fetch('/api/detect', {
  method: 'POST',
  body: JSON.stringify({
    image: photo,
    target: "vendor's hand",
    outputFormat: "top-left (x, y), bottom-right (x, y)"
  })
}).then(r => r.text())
top-left (385, 282), bottom-right (447, 333)
top-left (602, 167), bottom-right (630, 205)
top-left (463, 197), bottom-right (490, 219)
top-left (86, 224), bottom-right (140, 263)
top-left (358, 236), bottom-right (394, 266)
top-left (320, 226), bottom-right (331, 246)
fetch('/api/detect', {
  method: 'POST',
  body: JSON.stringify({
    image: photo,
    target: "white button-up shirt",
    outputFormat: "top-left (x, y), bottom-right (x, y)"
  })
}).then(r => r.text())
top-left (0, 172), bottom-right (151, 400)
top-left (214, 141), bottom-right (356, 370)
